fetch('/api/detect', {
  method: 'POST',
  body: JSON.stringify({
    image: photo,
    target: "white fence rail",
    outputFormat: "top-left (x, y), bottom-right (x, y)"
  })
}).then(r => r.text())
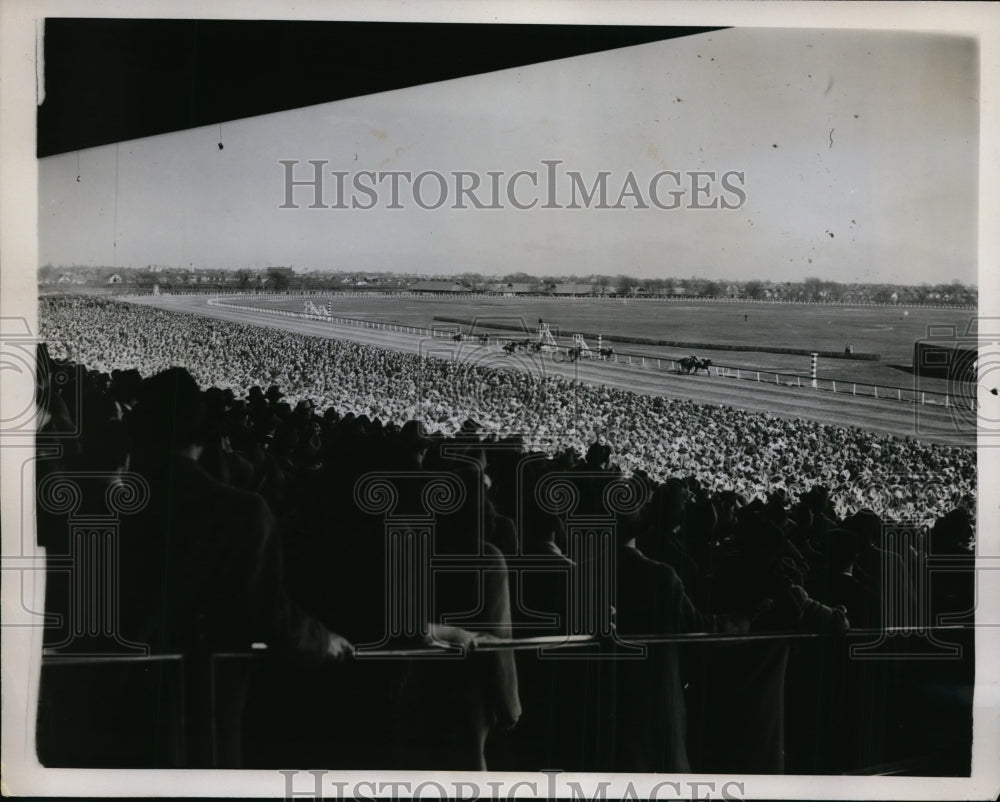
top-left (204, 297), bottom-right (974, 412)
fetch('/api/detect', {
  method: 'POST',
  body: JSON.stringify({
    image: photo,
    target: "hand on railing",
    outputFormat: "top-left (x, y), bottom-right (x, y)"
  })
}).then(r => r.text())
top-left (723, 598), bottom-right (774, 634)
top-left (789, 585), bottom-right (851, 634)
top-left (830, 606), bottom-right (850, 634)
top-left (325, 631), bottom-right (355, 662)
top-left (425, 623), bottom-right (476, 649)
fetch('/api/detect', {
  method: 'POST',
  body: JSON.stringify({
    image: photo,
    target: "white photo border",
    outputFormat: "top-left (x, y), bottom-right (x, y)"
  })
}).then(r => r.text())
top-left (2, 1), bottom-right (998, 798)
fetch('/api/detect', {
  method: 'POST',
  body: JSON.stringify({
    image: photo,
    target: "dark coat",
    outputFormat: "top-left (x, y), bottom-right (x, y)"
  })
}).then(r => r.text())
top-left (120, 453), bottom-right (331, 658)
top-left (392, 541), bottom-right (521, 770)
top-left (611, 545), bottom-right (722, 773)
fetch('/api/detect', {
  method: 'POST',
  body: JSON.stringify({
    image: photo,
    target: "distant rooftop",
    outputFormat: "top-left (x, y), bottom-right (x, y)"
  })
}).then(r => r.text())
top-left (409, 280), bottom-right (469, 293)
top-left (550, 282), bottom-right (596, 295)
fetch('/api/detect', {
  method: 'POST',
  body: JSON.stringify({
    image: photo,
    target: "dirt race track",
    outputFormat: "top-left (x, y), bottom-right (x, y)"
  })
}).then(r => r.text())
top-left (131, 294), bottom-right (978, 449)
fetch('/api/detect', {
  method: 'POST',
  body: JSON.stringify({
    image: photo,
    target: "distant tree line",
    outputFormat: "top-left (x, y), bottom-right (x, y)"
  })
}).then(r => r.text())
top-left (38, 265), bottom-right (977, 306)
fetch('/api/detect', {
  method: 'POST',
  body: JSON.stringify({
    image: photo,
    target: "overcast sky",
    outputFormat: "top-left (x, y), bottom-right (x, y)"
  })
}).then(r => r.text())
top-left (38, 27), bottom-right (978, 284)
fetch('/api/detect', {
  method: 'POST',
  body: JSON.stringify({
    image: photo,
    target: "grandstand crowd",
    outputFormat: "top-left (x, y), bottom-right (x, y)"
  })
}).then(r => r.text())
top-left (34, 296), bottom-right (976, 773)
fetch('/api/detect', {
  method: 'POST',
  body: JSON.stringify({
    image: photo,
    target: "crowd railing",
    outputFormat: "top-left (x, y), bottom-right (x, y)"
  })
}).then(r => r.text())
top-left (36, 622), bottom-right (974, 772)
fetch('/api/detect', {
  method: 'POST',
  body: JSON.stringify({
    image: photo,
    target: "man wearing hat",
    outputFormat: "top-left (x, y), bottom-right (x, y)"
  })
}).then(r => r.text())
top-left (585, 435), bottom-right (612, 471)
top-left (121, 367), bottom-right (352, 766)
top-left (399, 419), bottom-right (434, 468)
top-left (457, 417), bottom-right (482, 440)
top-left (247, 385), bottom-right (267, 411)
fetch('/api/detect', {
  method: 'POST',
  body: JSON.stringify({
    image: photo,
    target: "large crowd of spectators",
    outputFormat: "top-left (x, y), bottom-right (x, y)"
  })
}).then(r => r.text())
top-left (40, 297), bottom-right (975, 526)
top-left (34, 296), bottom-right (976, 773)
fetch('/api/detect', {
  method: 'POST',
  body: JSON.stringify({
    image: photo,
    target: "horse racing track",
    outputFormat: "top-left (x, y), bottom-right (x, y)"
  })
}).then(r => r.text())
top-left (132, 293), bottom-right (978, 448)
top-left (216, 293), bottom-right (977, 387)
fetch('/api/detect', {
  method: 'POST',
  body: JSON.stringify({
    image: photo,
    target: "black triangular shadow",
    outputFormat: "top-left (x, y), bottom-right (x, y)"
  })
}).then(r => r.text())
top-left (38, 19), bottom-right (724, 157)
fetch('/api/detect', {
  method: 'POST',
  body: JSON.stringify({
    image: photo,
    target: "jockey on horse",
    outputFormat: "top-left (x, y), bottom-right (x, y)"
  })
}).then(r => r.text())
top-left (679, 355), bottom-right (713, 375)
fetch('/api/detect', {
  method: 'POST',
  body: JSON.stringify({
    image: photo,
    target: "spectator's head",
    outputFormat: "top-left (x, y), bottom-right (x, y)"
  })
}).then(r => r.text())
top-left (110, 368), bottom-right (143, 408)
top-left (739, 517), bottom-right (786, 570)
top-left (586, 440), bottom-right (612, 470)
top-left (400, 419), bottom-right (433, 465)
top-left (844, 509), bottom-right (884, 549)
top-left (824, 529), bottom-right (858, 573)
top-left (271, 421), bottom-right (300, 459)
top-left (806, 485), bottom-right (831, 514)
top-left (81, 414), bottom-right (132, 472)
top-left (295, 432), bottom-right (324, 470)
top-left (742, 497), bottom-right (766, 521)
top-left (613, 509), bottom-right (644, 552)
top-left (688, 497), bottom-right (718, 541)
top-left (654, 478), bottom-right (687, 528)
top-left (765, 490), bottom-right (790, 526)
top-left (715, 490), bottom-right (741, 526)
top-left (459, 418), bottom-right (482, 439)
top-left (129, 367), bottom-right (207, 454)
top-left (251, 407), bottom-right (280, 441)
top-left (931, 507), bottom-right (974, 553)
top-left (792, 501), bottom-right (814, 532)
top-left (203, 386), bottom-right (229, 433)
top-left (248, 385), bottom-right (266, 407)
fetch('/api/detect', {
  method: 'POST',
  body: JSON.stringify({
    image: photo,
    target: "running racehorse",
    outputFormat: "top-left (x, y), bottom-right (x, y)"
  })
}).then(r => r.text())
top-left (598, 347), bottom-right (615, 361)
top-left (503, 340), bottom-right (532, 355)
top-left (678, 356), bottom-right (713, 375)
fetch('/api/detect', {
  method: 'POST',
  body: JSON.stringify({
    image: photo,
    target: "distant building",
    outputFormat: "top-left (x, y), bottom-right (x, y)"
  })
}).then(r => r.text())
top-left (493, 282), bottom-right (538, 296)
top-left (550, 282), bottom-right (595, 296)
top-left (409, 280), bottom-right (469, 293)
